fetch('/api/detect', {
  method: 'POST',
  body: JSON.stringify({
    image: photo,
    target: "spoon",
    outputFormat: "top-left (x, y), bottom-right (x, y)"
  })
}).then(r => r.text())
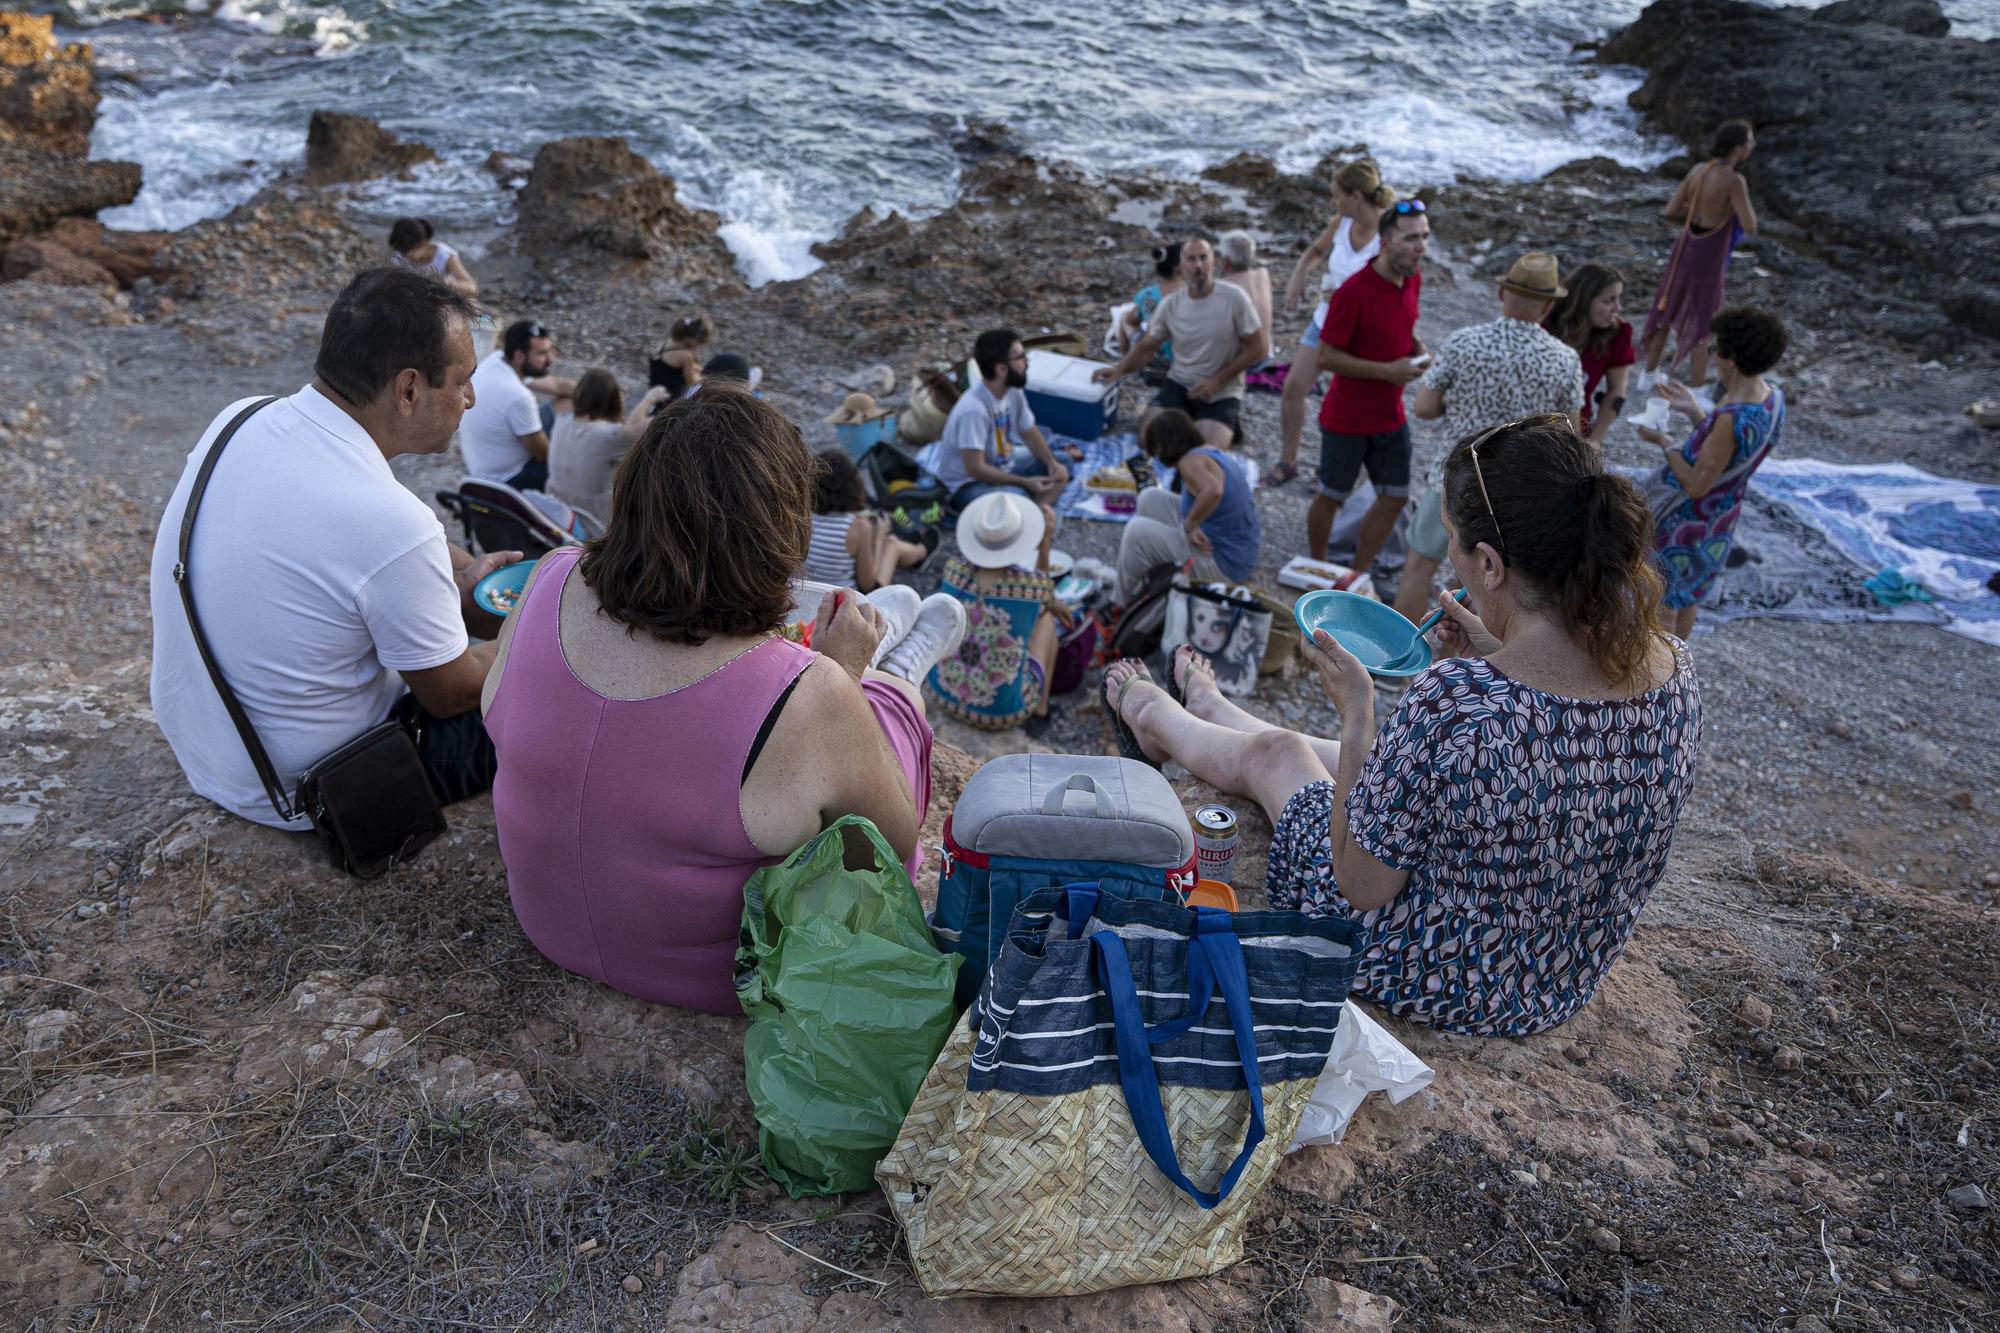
top-left (1381, 588), bottom-right (1468, 671)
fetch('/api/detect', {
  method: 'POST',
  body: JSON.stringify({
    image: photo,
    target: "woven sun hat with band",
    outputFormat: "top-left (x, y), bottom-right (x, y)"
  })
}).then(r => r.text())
top-left (1499, 251), bottom-right (1567, 301)
top-left (824, 391), bottom-right (888, 424)
top-left (956, 491), bottom-right (1046, 570)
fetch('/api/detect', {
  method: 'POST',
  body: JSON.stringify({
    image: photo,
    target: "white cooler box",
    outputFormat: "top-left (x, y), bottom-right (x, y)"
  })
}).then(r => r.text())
top-left (1025, 349), bottom-right (1120, 440)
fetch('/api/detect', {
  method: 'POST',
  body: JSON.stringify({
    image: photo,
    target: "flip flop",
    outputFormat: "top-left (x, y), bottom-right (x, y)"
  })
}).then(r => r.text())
top-left (1102, 665), bottom-right (1161, 769)
top-left (1263, 461), bottom-right (1300, 488)
top-left (1168, 644), bottom-right (1216, 706)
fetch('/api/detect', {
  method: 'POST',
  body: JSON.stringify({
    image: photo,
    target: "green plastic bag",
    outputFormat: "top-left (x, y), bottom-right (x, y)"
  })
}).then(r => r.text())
top-left (737, 816), bottom-right (962, 1197)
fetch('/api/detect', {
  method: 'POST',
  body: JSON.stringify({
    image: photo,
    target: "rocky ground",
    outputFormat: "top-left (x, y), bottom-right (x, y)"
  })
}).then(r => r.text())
top-left (2, 0), bottom-right (1998, 1328)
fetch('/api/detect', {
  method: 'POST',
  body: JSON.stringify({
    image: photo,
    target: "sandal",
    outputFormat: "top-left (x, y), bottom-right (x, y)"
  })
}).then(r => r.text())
top-left (1264, 461), bottom-right (1300, 488)
top-left (1168, 644), bottom-right (1216, 706)
top-left (1102, 664), bottom-right (1160, 769)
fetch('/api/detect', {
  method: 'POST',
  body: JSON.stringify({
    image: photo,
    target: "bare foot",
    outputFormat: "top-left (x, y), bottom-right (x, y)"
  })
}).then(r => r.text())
top-left (1103, 657), bottom-right (1171, 762)
top-left (1170, 643), bottom-right (1218, 705)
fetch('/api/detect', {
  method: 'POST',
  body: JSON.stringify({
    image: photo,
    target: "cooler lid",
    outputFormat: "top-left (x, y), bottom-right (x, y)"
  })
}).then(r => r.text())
top-left (1026, 350), bottom-right (1118, 404)
top-left (953, 753), bottom-right (1196, 867)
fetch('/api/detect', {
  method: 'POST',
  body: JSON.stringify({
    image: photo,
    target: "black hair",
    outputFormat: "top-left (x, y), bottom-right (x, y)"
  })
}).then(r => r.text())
top-left (1709, 305), bottom-right (1787, 376)
top-left (1140, 408), bottom-right (1204, 467)
top-left (1151, 242), bottom-right (1183, 280)
top-left (703, 352), bottom-right (751, 383)
top-left (313, 266), bottom-right (477, 409)
top-left (1378, 201), bottom-right (1429, 238)
top-left (1710, 119), bottom-right (1753, 159)
top-left (502, 319), bottom-right (548, 360)
top-left (812, 448), bottom-right (869, 514)
top-left (972, 328), bottom-right (1020, 381)
top-left (1440, 415), bottom-right (1663, 687)
top-left (387, 217), bottom-right (433, 253)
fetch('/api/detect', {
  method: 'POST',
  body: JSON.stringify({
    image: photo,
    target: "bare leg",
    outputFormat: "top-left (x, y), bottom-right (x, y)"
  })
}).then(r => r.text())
top-left (1393, 552), bottom-right (1441, 622)
top-left (1173, 646), bottom-right (1341, 771)
top-left (1277, 344), bottom-right (1316, 472)
top-left (1194, 418), bottom-right (1234, 452)
top-left (1307, 493), bottom-right (1344, 561)
top-left (1672, 605), bottom-right (1697, 639)
top-left (1687, 342), bottom-right (1712, 388)
top-left (1643, 326), bottom-right (1669, 375)
top-left (1029, 612), bottom-right (1059, 717)
top-left (1347, 493), bottom-right (1408, 580)
top-left (1107, 659), bottom-right (1333, 828)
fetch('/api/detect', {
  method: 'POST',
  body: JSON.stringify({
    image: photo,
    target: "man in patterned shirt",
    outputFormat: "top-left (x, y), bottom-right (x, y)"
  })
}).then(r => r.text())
top-left (1395, 251), bottom-right (1584, 620)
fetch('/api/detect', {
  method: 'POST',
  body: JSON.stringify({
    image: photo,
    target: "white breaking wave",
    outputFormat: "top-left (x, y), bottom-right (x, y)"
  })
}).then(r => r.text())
top-left (212, 0), bottom-right (368, 56)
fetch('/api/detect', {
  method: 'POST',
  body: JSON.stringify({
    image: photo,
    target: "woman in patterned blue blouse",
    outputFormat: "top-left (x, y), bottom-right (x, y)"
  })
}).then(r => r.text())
top-left (1105, 415), bottom-right (1701, 1036)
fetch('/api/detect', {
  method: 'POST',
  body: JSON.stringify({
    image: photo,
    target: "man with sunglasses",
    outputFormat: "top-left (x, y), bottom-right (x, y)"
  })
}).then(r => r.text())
top-left (1305, 200), bottom-right (1430, 577)
top-left (1393, 251), bottom-right (1583, 620)
top-left (458, 318), bottom-right (578, 491)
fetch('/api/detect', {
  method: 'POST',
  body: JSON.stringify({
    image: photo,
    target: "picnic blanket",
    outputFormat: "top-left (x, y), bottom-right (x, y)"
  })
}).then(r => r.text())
top-left (1707, 459), bottom-right (2000, 647)
top-left (1048, 431), bottom-right (1260, 522)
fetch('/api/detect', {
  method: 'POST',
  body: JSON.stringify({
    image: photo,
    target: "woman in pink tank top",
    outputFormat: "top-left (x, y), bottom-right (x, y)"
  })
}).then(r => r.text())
top-left (482, 386), bottom-right (938, 1012)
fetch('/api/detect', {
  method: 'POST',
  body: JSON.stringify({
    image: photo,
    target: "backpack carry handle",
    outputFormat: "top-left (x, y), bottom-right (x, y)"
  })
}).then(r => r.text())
top-left (1041, 773), bottom-right (1119, 819)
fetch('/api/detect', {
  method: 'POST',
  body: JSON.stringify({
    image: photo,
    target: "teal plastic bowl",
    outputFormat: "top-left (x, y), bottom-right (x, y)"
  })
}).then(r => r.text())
top-left (1293, 589), bottom-right (1432, 677)
top-left (473, 559), bottom-right (537, 617)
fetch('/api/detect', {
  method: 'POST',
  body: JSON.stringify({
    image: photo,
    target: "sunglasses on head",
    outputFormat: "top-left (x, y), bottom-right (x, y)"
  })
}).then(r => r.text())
top-left (1392, 200), bottom-right (1427, 215)
top-left (1458, 412), bottom-right (1573, 562)
top-left (525, 323), bottom-right (547, 339)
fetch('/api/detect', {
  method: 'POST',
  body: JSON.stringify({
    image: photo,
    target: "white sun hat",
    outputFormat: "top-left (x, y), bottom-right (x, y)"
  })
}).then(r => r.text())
top-left (956, 491), bottom-right (1046, 570)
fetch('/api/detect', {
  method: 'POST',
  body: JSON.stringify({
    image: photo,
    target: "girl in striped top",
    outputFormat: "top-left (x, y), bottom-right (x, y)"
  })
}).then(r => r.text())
top-left (806, 450), bottom-right (937, 590)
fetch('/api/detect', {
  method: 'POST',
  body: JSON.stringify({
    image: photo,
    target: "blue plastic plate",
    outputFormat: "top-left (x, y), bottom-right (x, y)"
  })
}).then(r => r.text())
top-left (472, 559), bottom-right (537, 617)
top-left (1293, 589), bottom-right (1432, 677)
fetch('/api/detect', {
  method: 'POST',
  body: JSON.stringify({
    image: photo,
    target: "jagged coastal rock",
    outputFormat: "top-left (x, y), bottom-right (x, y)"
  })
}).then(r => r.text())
top-left (1601, 0), bottom-right (2000, 335)
top-left (0, 13), bottom-right (139, 245)
top-left (513, 134), bottom-right (739, 285)
top-left (302, 108), bottom-right (441, 184)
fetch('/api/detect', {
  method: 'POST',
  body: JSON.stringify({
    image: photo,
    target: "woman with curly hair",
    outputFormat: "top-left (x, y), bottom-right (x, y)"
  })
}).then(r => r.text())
top-left (1636, 304), bottom-right (1788, 637)
top-left (1104, 414), bottom-right (1700, 1037)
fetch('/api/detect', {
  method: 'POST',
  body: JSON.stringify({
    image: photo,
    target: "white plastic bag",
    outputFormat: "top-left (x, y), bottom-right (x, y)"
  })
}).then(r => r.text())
top-left (1287, 1004), bottom-right (1435, 1151)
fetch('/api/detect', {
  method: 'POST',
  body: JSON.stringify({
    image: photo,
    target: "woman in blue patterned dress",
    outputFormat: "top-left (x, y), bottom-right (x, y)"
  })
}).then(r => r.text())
top-left (1636, 305), bottom-right (1788, 638)
top-left (1105, 415), bottom-right (1701, 1036)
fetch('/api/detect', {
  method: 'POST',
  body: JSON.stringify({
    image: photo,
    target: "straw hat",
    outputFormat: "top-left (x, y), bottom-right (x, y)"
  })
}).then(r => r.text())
top-left (1499, 251), bottom-right (1567, 301)
top-left (824, 391), bottom-right (889, 424)
top-left (956, 491), bottom-right (1046, 570)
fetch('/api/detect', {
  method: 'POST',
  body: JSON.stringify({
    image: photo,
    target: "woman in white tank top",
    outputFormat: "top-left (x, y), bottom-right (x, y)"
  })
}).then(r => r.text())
top-left (387, 217), bottom-right (478, 297)
top-left (1271, 161), bottom-right (1396, 484)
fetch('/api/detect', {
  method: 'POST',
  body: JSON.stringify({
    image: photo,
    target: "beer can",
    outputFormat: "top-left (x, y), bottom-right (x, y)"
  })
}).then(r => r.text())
top-left (1193, 803), bottom-right (1239, 886)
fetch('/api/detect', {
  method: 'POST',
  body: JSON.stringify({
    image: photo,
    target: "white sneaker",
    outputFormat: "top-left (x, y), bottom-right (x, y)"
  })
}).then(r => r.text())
top-left (879, 593), bottom-right (968, 685)
top-left (865, 584), bottom-right (922, 669)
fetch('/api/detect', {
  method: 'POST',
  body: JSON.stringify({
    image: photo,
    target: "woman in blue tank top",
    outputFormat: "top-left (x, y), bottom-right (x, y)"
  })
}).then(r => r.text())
top-left (1144, 409), bottom-right (1261, 582)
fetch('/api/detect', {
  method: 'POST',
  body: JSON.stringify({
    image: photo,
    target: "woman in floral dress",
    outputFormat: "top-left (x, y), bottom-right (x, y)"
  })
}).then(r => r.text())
top-left (1105, 416), bottom-right (1700, 1037)
top-left (1636, 305), bottom-right (1788, 638)
top-left (928, 492), bottom-right (1067, 730)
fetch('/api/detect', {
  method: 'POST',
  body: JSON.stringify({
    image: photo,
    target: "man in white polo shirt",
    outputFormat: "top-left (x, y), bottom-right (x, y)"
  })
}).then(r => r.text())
top-left (458, 318), bottom-right (577, 490)
top-left (149, 266), bottom-right (522, 829)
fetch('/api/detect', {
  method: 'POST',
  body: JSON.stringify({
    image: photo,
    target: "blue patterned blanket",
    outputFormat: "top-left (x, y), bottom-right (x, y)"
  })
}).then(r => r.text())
top-left (1727, 459), bottom-right (2000, 647)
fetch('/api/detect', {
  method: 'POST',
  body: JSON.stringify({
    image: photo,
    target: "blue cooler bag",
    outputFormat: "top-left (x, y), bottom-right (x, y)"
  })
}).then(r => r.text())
top-left (935, 754), bottom-right (1195, 1007)
top-left (877, 883), bottom-right (1362, 1297)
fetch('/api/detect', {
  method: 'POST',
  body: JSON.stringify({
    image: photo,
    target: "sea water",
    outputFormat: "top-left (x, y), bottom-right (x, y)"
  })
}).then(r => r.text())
top-left (38, 0), bottom-right (1944, 287)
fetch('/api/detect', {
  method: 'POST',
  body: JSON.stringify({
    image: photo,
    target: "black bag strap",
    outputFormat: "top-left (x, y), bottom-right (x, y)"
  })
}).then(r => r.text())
top-left (170, 397), bottom-right (297, 823)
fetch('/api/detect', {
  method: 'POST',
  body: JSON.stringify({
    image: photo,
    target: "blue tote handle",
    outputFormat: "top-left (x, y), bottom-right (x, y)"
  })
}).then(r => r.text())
top-left (1058, 883), bottom-right (1220, 1041)
top-left (1091, 921), bottom-right (1265, 1209)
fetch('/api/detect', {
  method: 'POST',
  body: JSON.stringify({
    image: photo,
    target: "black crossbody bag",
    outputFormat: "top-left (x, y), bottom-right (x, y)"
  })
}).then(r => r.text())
top-left (171, 397), bottom-right (448, 878)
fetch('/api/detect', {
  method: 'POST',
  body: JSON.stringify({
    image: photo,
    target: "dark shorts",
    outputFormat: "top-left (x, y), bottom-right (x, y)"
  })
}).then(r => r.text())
top-left (1152, 381), bottom-right (1242, 444)
top-left (1316, 424), bottom-right (1412, 501)
top-left (504, 458), bottom-right (549, 494)
top-left (388, 694), bottom-right (498, 807)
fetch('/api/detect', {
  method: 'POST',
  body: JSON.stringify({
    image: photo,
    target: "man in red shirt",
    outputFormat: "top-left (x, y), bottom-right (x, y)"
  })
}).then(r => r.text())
top-left (1306, 202), bottom-right (1431, 574)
